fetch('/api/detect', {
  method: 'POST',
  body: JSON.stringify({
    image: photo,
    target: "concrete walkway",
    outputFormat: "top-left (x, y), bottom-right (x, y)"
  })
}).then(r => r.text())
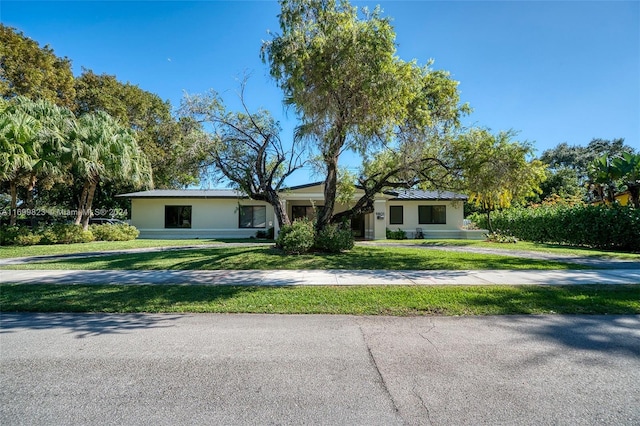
top-left (1, 242), bottom-right (638, 286)
top-left (2, 268), bottom-right (639, 286)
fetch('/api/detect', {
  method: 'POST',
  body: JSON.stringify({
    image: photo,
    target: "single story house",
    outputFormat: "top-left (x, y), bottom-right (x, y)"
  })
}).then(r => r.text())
top-left (118, 182), bottom-right (484, 240)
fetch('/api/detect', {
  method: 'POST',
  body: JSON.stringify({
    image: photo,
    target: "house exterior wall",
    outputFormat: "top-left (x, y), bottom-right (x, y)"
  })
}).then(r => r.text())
top-left (131, 198), bottom-right (274, 239)
top-left (125, 185), bottom-right (485, 240)
top-left (385, 200), bottom-right (465, 238)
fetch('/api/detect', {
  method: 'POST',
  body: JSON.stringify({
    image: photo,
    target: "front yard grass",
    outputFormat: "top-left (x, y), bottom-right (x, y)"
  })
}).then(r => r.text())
top-left (0, 245), bottom-right (589, 270)
top-left (379, 239), bottom-right (640, 259)
top-left (0, 238), bottom-right (269, 259)
top-left (1, 284), bottom-right (638, 315)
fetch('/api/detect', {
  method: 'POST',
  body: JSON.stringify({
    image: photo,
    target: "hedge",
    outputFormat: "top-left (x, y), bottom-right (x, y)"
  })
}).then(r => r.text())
top-left (0, 223), bottom-right (139, 246)
top-left (470, 204), bottom-right (640, 251)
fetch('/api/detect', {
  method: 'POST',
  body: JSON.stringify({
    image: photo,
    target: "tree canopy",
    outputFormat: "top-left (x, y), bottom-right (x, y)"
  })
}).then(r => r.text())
top-left (180, 80), bottom-right (306, 228)
top-left (1, 97), bottom-right (151, 227)
top-left (0, 25), bottom-right (75, 108)
top-left (538, 138), bottom-right (637, 201)
top-left (262, 0), bottom-right (469, 230)
top-left (75, 69), bottom-right (206, 189)
top-left (455, 129), bottom-right (547, 231)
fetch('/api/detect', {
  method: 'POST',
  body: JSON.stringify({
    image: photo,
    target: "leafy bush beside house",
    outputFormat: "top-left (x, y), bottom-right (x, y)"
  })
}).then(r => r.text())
top-left (276, 218), bottom-right (355, 254)
top-left (0, 223), bottom-right (138, 246)
top-left (89, 223), bottom-right (139, 241)
top-left (470, 204), bottom-right (640, 251)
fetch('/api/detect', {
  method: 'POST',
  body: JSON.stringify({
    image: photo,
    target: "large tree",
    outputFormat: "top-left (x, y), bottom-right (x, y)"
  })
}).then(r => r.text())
top-left (539, 138), bottom-right (637, 201)
top-left (68, 111), bottom-right (152, 229)
top-left (0, 25), bottom-right (75, 108)
top-left (262, 0), bottom-right (468, 231)
top-left (455, 129), bottom-right (547, 232)
top-left (0, 98), bottom-right (40, 225)
top-left (75, 69), bottom-right (205, 189)
top-left (180, 81), bottom-right (306, 228)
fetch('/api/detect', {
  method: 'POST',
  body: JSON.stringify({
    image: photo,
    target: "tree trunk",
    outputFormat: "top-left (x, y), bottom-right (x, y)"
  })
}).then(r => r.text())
top-left (9, 181), bottom-right (17, 226)
top-left (272, 196), bottom-right (290, 228)
top-left (27, 174), bottom-right (37, 227)
top-left (318, 153), bottom-right (339, 232)
top-left (75, 182), bottom-right (90, 225)
top-left (81, 182), bottom-right (97, 230)
top-left (486, 209), bottom-right (494, 233)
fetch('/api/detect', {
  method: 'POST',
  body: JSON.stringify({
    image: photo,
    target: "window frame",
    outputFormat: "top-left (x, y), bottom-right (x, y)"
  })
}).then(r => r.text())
top-left (418, 205), bottom-right (447, 225)
top-left (239, 205), bottom-right (267, 229)
top-left (291, 205), bottom-right (323, 221)
top-left (389, 205), bottom-right (404, 225)
top-left (164, 205), bottom-right (192, 229)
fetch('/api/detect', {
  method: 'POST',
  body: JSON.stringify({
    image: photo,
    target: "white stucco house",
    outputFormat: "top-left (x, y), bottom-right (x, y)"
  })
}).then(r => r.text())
top-left (118, 182), bottom-right (484, 240)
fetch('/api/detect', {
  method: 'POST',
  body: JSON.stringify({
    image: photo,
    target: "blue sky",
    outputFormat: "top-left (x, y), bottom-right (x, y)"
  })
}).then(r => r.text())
top-left (2, 0), bottom-right (639, 186)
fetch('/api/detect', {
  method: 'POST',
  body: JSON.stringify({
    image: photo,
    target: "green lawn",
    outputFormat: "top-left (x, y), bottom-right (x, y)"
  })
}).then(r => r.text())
top-left (0, 239), bottom-right (270, 259)
top-left (1, 284), bottom-right (638, 315)
top-left (378, 239), bottom-right (640, 259)
top-left (0, 245), bottom-right (589, 270)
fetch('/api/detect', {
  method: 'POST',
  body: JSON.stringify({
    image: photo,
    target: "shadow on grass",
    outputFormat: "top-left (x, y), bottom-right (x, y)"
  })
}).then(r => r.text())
top-left (22, 246), bottom-right (585, 271)
top-left (0, 284), bottom-right (267, 317)
top-left (462, 285), bottom-right (640, 315)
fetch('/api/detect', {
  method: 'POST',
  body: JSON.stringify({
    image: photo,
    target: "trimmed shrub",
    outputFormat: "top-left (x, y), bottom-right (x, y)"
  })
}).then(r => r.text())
top-left (0, 226), bottom-right (41, 245)
top-left (0, 224), bottom-right (94, 246)
top-left (256, 227), bottom-right (275, 239)
top-left (48, 224), bottom-right (94, 244)
top-left (485, 231), bottom-right (518, 244)
top-left (276, 218), bottom-right (316, 254)
top-left (470, 204), bottom-right (640, 251)
top-left (90, 223), bottom-right (139, 241)
top-left (386, 228), bottom-right (407, 240)
top-left (315, 223), bottom-right (354, 253)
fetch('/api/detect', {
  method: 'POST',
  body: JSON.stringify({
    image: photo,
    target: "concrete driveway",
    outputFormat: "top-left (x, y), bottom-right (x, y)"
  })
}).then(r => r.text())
top-left (2, 313), bottom-right (638, 425)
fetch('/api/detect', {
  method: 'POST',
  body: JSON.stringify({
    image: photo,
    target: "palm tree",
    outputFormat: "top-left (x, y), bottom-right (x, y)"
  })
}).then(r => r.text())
top-left (588, 155), bottom-right (621, 204)
top-left (70, 111), bottom-right (152, 229)
top-left (11, 97), bottom-right (75, 212)
top-left (0, 98), bottom-right (40, 225)
top-left (613, 153), bottom-right (640, 208)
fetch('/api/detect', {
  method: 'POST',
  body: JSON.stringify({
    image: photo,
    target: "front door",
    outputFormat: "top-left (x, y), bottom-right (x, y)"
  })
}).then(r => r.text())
top-left (351, 214), bottom-right (365, 239)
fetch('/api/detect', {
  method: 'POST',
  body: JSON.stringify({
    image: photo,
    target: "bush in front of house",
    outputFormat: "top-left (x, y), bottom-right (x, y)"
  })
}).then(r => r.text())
top-left (469, 204), bottom-right (640, 251)
top-left (276, 218), bottom-right (316, 254)
top-left (0, 225), bottom-right (42, 245)
top-left (90, 223), bottom-right (139, 241)
top-left (256, 227), bottom-right (275, 239)
top-left (42, 224), bottom-right (94, 244)
top-left (315, 222), bottom-right (354, 253)
top-left (386, 228), bottom-right (406, 240)
top-left (1, 223), bottom-right (94, 246)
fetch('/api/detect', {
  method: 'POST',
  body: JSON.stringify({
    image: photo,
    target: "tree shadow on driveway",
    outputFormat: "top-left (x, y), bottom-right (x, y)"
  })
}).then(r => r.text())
top-left (496, 315), bottom-right (640, 360)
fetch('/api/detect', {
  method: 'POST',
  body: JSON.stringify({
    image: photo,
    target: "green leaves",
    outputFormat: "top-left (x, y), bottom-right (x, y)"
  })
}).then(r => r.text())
top-left (0, 25), bottom-right (75, 108)
top-left (457, 128), bottom-right (547, 212)
top-left (263, 0), bottom-right (469, 229)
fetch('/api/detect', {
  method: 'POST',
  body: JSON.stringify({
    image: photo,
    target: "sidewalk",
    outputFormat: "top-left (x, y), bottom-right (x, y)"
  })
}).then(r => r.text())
top-left (2, 268), bottom-right (639, 286)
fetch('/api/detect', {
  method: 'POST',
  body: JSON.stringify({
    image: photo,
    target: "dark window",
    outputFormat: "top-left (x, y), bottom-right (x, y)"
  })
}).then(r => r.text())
top-left (418, 205), bottom-right (446, 224)
top-left (389, 206), bottom-right (403, 225)
top-left (239, 206), bottom-right (266, 228)
top-left (165, 206), bottom-right (192, 228)
top-left (291, 205), bottom-right (322, 221)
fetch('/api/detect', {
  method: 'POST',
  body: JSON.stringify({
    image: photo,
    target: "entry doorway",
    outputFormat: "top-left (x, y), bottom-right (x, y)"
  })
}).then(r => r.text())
top-left (351, 214), bottom-right (365, 239)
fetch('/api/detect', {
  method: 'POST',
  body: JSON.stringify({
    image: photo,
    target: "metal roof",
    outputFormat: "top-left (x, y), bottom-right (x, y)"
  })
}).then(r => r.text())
top-left (118, 187), bottom-right (469, 201)
top-left (117, 189), bottom-right (247, 199)
top-left (385, 189), bottom-right (468, 201)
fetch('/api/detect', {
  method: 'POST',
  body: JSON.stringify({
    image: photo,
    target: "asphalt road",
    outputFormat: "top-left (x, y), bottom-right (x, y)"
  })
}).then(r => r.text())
top-left (1, 314), bottom-right (639, 425)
